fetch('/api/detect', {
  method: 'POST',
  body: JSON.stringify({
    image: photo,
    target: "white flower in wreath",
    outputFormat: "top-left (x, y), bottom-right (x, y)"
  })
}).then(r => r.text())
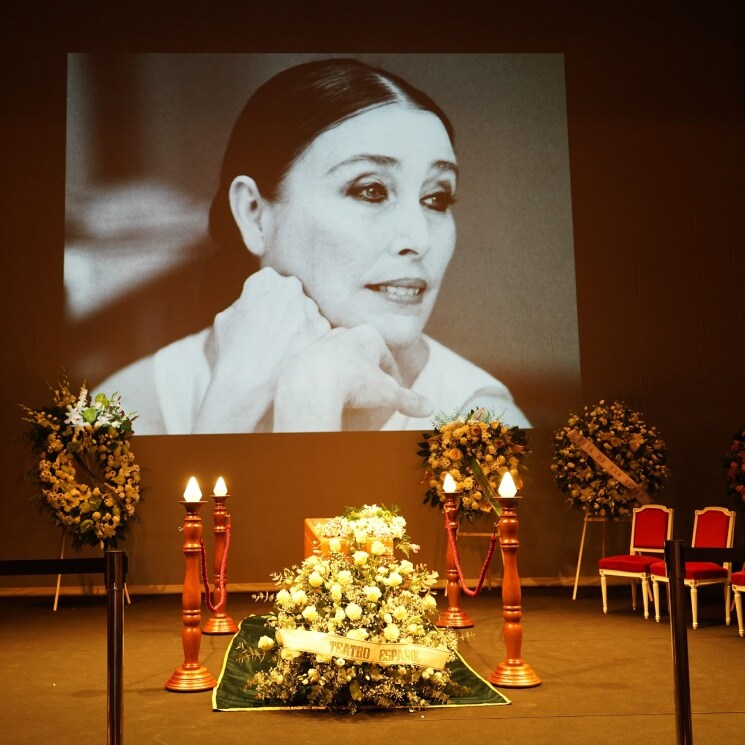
top-left (369, 540), bottom-right (387, 556)
top-left (302, 605), bottom-right (319, 622)
top-left (346, 628), bottom-right (368, 641)
top-left (258, 636), bottom-right (275, 651)
top-left (308, 571), bottom-right (324, 588)
top-left (398, 560), bottom-right (414, 575)
top-left (392, 605), bottom-right (408, 621)
top-left (383, 623), bottom-right (400, 641)
top-left (275, 589), bottom-right (291, 607)
top-left (329, 537), bottom-right (343, 553)
top-left (345, 602), bottom-right (363, 621)
top-left (385, 571), bottom-right (403, 587)
top-left (291, 589), bottom-right (308, 607)
top-left (363, 585), bottom-right (382, 603)
top-left (330, 584), bottom-right (343, 603)
top-left (337, 570), bottom-right (353, 587)
top-left (423, 594), bottom-right (437, 612)
top-left (353, 550), bottom-right (369, 566)
top-left (334, 608), bottom-right (346, 623)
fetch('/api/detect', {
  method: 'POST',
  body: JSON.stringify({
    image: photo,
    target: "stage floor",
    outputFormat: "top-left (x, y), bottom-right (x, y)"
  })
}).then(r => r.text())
top-left (0, 586), bottom-right (742, 744)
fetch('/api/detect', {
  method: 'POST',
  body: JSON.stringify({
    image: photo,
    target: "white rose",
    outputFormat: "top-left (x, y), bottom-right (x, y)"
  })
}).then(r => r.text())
top-left (398, 560), bottom-right (414, 575)
top-left (369, 540), bottom-right (387, 556)
top-left (346, 628), bottom-right (366, 641)
top-left (354, 530), bottom-right (368, 545)
top-left (257, 635), bottom-right (275, 651)
top-left (364, 586), bottom-right (382, 603)
top-left (353, 550), bottom-right (369, 566)
top-left (423, 594), bottom-right (437, 612)
top-left (386, 572), bottom-right (403, 587)
top-left (330, 584), bottom-right (343, 602)
top-left (345, 603), bottom-right (363, 621)
top-left (335, 608), bottom-right (346, 622)
top-left (383, 623), bottom-right (400, 641)
top-left (308, 571), bottom-right (324, 588)
top-left (291, 590), bottom-right (308, 607)
top-left (329, 537), bottom-right (342, 553)
top-left (302, 605), bottom-right (319, 622)
top-left (275, 589), bottom-right (291, 606)
top-left (337, 570), bottom-right (353, 587)
top-left (392, 605), bottom-right (407, 621)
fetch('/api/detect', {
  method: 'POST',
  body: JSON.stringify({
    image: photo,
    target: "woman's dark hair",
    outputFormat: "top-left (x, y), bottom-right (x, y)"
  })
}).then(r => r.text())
top-left (208, 58), bottom-right (455, 250)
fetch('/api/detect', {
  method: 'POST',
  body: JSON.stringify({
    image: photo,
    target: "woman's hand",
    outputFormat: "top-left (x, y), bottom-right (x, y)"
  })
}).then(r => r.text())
top-left (193, 268), bottom-right (331, 432)
top-left (273, 324), bottom-right (433, 431)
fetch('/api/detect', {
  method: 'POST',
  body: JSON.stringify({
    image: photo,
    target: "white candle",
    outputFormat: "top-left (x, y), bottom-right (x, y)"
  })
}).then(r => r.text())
top-left (498, 471), bottom-right (518, 499)
top-left (183, 476), bottom-right (203, 502)
top-left (213, 477), bottom-right (228, 497)
top-left (443, 473), bottom-right (458, 493)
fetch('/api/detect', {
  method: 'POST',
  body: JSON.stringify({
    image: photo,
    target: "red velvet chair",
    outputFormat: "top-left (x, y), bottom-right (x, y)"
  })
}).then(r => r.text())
top-left (651, 506), bottom-right (736, 629)
top-left (598, 504), bottom-right (674, 619)
top-left (732, 569), bottom-right (745, 638)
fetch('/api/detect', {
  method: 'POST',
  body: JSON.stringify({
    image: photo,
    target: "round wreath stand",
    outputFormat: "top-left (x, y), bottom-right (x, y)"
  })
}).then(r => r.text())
top-left (489, 493), bottom-right (541, 688)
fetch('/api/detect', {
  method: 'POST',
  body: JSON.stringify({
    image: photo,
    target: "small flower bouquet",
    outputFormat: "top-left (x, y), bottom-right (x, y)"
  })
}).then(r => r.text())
top-left (249, 507), bottom-right (465, 712)
top-left (724, 428), bottom-right (745, 505)
top-left (418, 409), bottom-right (529, 520)
top-left (552, 400), bottom-right (669, 519)
top-left (21, 376), bottom-right (141, 548)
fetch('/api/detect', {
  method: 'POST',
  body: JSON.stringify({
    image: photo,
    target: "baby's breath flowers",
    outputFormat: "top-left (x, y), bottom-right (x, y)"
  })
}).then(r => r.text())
top-left (418, 409), bottom-right (529, 519)
top-left (21, 376), bottom-right (141, 548)
top-left (552, 400), bottom-right (669, 519)
top-left (249, 508), bottom-right (464, 712)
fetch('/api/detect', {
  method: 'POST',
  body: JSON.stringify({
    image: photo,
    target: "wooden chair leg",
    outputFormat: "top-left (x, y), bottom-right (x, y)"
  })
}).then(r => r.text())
top-left (735, 591), bottom-right (744, 637)
top-left (600, 573), bottom-right (608, 614)
top-left (630, 579), bottom-right (637, 611)
top-left (725, 583), bottom-right (731, 626)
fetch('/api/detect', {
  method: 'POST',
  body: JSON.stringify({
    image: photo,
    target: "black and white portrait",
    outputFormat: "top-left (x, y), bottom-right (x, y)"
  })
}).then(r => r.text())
top-left (64, 53), bottom-right (580, 434)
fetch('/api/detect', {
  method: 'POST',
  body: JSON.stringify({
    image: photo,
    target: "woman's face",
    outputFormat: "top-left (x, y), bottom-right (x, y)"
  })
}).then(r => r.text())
top-left (258, 103), bottom-right (458, 350)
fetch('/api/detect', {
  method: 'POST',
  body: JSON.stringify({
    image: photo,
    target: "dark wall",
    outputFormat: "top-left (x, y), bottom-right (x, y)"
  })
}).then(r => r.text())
top-left (2, 1), bottom-right (743, 590)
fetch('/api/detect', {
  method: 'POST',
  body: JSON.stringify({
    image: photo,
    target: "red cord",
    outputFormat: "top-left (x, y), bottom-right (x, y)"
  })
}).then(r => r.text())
top-left (444, 510), bottom-right (499, 597)
top-left (199, 520), bottom-right (231, 613)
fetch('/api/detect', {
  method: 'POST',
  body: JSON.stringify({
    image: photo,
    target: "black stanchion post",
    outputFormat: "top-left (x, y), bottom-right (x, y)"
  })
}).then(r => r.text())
top-left (105, 550), bottom-right (125, 745)
top-left (665, 539), bottom-right (693, 745)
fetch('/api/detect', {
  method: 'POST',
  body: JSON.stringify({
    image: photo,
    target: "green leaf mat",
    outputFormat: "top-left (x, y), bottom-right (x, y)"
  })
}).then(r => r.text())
top-left (213, 615), bottom-right (510, 711)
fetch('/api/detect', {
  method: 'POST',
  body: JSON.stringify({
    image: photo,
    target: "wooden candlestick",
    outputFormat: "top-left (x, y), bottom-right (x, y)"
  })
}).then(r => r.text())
top-left (203, 494), bottom-right (238, 635)
top-left (436, 493), bottom-right (474, 628)
top-left (165, 500), bottom-right (216, 692)
top-left (489, 495), bottom-right (541, 687)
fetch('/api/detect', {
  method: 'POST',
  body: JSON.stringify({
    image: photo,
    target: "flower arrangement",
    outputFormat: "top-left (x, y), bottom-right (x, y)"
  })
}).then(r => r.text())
top-left (314, 504), bottom-right (419, 556)
top-left (418, 409), bottom-right (529, 520)
top-left (724, 428), bottom-right (745, 505)
top-left (21, 376), bottom-right (141, 548)
top-left (249, 506), bottom-right (465, 712)
top-left (552, 400), bottom-right (669, 519)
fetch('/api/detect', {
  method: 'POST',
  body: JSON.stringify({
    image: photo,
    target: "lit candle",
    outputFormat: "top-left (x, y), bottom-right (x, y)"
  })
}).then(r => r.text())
top-left (498, 471), bottom-right (518, 498)
top-left (213, 477), bottom-right (228, 497)
top-left (443, 473), bottom-right (458, 493)
top-left (183, 476), bottom-right (203, 502)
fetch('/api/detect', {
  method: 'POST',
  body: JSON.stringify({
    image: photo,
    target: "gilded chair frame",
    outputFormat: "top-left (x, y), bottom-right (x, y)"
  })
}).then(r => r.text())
top-left (599, 504), bottom-right (674, 619)
top-left (652, 506), bottom-right (736, 629)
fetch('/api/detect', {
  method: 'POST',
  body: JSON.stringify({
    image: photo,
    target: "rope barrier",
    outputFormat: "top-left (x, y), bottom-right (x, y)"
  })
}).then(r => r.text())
top-left (444, 510), bottom-right (499, 597)
top-left (199, 520), bottom-right (231, 613)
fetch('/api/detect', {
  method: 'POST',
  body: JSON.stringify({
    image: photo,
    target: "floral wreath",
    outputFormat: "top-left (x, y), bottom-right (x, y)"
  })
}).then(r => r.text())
top-left (723, 428), bottom-right (745, 505)
top-left (248, 505), bottom-right (465, 712)
top-left (552, 399), bottom-right (669, 519)
top-left (418, 409), bottom-right (529, 520)
top-left (21, 376), bottom-right (141, 549)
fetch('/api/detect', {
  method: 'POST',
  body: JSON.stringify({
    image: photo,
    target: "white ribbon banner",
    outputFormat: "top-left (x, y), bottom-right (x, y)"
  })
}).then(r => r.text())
top-left (277, 628), bottom-right (449, 670)
top-left (567, 429), bottom-right (651, 505)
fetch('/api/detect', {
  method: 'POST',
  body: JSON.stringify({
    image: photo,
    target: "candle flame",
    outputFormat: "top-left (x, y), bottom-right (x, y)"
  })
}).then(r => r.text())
top-left (443, 473), bottom-right (457, 493)
top-left (183, 476), bottom-right (202, 502)
top-left (213, 476), bottom-right (228, 497)
top-left (498, 471), bottom-right (518, 498)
